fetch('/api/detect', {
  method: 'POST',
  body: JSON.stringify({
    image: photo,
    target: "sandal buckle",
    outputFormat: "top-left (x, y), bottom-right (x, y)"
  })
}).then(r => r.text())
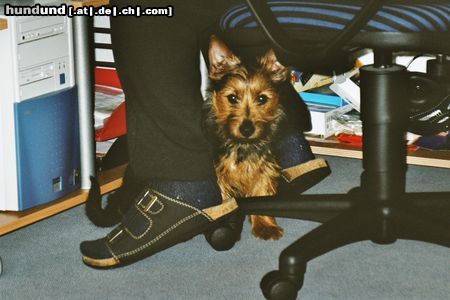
top-left (145, 195), bottom-right (159, 212)
top-left (137, 190), bottom-right (163, 214)
top-left (137, 190), bottom-right (151, 206)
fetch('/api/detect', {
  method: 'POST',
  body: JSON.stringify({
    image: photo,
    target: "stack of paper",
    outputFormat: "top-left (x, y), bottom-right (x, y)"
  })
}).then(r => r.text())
top-left (94, 85), bottom-right (124, 130)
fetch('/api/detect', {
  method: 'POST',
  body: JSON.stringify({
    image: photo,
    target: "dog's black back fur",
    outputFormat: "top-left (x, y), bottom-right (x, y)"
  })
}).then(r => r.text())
top-left (85, 176), bottom-right (142, 227)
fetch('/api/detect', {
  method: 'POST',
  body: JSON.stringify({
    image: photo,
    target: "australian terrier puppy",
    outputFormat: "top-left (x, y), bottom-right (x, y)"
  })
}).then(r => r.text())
top-left (203, 36), bottom-right (288, 240)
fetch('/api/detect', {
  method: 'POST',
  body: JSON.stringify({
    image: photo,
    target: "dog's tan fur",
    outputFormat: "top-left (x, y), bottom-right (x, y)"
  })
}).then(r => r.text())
top-left (205, 36), bottom-right (288, 240)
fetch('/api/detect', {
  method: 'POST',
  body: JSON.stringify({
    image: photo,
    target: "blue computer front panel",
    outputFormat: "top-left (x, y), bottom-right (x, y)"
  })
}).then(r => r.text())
top-left (14, 87), bottom-right (81, 210)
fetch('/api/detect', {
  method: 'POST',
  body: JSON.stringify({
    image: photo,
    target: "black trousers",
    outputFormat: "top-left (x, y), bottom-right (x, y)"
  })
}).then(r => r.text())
top-left (110, 0), bottom-right (242, 182)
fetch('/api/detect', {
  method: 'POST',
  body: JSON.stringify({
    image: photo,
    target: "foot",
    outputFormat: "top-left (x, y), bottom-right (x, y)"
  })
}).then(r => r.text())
top-left (274, 132), bottom-right (331, 195)
top-left (80, 188), bottom-right (238, 268)
top-left (278, 158), bottom-right (331, 195)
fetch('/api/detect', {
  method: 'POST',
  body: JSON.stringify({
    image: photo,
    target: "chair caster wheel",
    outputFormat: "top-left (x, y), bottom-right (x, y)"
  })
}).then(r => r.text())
top-left (205, 212), bottom-right (244, 251)
top-left (260, 270), bottom-right (302, 300)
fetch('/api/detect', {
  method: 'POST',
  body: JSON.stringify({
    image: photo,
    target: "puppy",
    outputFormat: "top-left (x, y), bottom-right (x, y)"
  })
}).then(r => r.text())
top-left (203, 36), bottom-right (288, 240)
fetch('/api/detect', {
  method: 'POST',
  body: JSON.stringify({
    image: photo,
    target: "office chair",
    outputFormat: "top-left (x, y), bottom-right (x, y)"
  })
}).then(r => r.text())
top-left (213, 1), bottom-right (450, 299)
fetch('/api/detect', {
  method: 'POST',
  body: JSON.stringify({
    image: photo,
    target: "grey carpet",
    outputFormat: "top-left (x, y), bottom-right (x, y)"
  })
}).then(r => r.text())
top-left (0, 156), bottom-right (449, 300)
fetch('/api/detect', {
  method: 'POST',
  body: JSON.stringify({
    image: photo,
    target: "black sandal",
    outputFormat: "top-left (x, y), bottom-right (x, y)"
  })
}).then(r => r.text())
top-left (80, 188), bottom-right (238, 269)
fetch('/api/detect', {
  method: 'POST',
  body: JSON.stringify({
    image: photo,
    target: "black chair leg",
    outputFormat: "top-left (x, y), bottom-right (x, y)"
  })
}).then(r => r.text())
top-left (259, 203), bottom-right (376, 300)
top-left (237, 193), bottom-right (354, 223)
top-left (408, 192), bottom-right (450, 223)
top-left (394, 203), bottom-right (450, 247)
top-left (259, 196), bottom-right (450, 300)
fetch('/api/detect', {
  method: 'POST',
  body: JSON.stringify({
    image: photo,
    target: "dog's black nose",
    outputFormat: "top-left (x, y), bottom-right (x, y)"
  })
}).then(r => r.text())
top-left (239, 120), bottom-right (255, 138)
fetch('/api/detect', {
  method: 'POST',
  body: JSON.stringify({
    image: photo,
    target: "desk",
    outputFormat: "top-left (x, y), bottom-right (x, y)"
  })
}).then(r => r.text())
top-left (1, 0), bottom-right (449, 235)
top-left (309, 139), bottom-right (450, 169)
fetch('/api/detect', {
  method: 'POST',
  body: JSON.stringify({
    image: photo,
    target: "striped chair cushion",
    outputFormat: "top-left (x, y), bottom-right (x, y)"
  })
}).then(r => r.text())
top-left (221, 0), bottom-right (450, 33)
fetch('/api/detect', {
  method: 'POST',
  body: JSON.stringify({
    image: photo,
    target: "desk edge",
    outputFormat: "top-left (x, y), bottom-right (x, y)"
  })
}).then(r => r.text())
top-left (0, 18), bottom-right (7, 31)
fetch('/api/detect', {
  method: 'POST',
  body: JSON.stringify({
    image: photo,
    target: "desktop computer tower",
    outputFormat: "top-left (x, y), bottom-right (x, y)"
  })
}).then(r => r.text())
top-left (0, 15), bottom-right (81, 211)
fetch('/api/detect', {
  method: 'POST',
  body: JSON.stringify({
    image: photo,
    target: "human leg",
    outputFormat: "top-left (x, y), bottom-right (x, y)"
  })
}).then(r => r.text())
top-left (274, 130), bottom-right (331, 195)
top-left (81, 0), bottom-right (242, 268)
top-left (274, 83), bottom-right (331, 195)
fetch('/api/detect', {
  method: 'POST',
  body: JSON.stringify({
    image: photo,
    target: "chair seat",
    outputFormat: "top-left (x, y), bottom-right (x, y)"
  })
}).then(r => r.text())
top-left (222, 1), bottom-right (450, 32)
top-left (220, 0), bottom-right (450, 53)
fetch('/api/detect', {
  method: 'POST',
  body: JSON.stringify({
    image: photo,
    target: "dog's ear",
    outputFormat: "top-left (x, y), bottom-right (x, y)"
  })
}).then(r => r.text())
top-left (208, 35), bottom-right (241, 81)
top-left (259, 49), bottom-right (288, 83)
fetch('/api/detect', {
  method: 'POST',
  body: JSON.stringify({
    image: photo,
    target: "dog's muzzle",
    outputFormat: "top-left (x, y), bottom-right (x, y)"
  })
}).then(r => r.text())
top-left (239, 120), bottom-right (255, 138)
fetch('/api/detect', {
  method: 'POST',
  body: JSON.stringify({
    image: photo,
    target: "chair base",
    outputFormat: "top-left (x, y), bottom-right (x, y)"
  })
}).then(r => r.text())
top-left (236, 55), bottom-right (450, 299)
top-left (237, 190), bottom-right (450, 300)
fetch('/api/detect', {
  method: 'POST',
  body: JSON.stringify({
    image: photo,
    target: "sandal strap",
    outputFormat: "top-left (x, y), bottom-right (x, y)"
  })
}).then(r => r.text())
top-left (103, 189), bottom-right (236, 263)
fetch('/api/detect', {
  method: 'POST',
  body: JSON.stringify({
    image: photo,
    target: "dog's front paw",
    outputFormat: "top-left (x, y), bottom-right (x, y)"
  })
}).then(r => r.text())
top-left (252, 224), bottom-right (284, 240)
top-left (250, 215), bottom-right (284, 240)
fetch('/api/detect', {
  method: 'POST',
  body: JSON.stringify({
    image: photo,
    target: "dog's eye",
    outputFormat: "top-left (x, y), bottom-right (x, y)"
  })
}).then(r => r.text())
top-left (227, 94), bottom-right (238, 104)
top-left (257, 95), bottom-right (268, 105)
